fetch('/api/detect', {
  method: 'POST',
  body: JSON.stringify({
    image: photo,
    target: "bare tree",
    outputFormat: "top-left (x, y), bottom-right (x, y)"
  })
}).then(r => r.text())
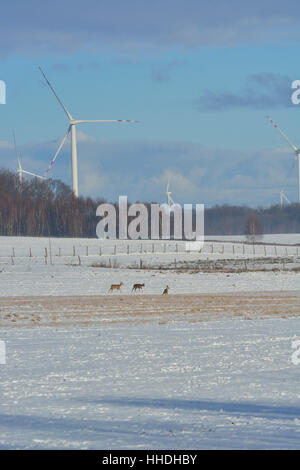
top-left (245, 215), bottom-right (263, 243)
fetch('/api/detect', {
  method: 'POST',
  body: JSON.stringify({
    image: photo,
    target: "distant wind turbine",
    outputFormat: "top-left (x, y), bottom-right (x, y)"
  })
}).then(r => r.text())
top-left (279, 189), bottom-right (290, 208)
top-left (39, 67), bottom-right (138, 197)
top-left (267, 116), bottom-right (300, 204)
top-left (13, 131), bottom-right (46, 187)
top-left (166, 177), bottom-right (175, 208)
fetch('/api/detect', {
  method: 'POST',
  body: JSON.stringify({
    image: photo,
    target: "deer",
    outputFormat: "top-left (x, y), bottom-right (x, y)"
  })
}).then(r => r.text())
top-left (162, 285), bottom-right (169, 295)
top-left (132, 283), bottom-right (145, 292)
top-left (108, 282), bottom-right (124, 293)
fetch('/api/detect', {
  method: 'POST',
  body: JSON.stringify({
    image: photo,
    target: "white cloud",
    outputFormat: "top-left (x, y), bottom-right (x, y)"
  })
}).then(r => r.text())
top-left (0, 134), bottom-right (297, 206)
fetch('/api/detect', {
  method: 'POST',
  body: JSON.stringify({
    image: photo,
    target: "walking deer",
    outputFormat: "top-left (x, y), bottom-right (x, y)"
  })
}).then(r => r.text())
top-left (108, 282), bottom-right (124, 293)
top-left (132, 283), bottom-right (145, 292)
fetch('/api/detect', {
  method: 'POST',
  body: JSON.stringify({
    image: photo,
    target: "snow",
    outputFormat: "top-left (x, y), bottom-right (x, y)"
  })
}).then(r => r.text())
top-left (0, 235), bottom-right (300, 449)
top-left (0, 266), bottom-right (299, 299)
top-left (206, 234), bottom-right (300, 245)
top-left (1, 319), bottom-right (300, 449)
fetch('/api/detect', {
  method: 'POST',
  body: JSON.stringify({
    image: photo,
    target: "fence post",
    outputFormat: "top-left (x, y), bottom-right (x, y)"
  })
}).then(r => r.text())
top-left (11, 256), bottom-right (14, 265)
top-left (29, 247), bottom-right (32, 258)
top-left (78, 255), bottom-right (81, 266)
top-left (73, 245), bottom-right (75, 256)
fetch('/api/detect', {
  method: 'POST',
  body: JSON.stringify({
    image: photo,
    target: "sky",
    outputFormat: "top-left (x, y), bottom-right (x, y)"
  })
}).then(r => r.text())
top-left (1, 0), bottom-right (300, 206)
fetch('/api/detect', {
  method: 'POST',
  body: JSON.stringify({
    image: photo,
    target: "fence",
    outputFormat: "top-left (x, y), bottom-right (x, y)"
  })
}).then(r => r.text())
top-left (0, 240), bottom-right (300, 271)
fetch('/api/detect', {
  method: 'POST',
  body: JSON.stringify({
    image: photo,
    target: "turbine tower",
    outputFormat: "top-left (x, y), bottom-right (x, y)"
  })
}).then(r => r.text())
top-left (39, 67), bottom-right (138, 197)
top-left (267, 116), bottom-right (300, 204)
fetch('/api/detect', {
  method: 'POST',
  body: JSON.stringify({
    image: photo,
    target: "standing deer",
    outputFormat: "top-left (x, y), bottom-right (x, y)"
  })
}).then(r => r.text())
top-left (162, 285), bottom-right (169, 295)
top-left (108, 282), bottom-right (124, 293)
top-left (132, 283), bottom-right (145, 292)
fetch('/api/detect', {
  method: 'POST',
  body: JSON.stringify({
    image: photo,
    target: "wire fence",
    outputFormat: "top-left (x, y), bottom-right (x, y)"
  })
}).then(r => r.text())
top-left (1, 240), bottom-right (300, 271)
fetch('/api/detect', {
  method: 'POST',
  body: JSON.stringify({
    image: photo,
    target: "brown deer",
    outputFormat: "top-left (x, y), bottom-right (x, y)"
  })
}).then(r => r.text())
top-left (162, 285), bottom-right (169, 295)
top-left (132, 283), bottom-right (145, 292)
top-left (108, 282), bottom-right (124, 293)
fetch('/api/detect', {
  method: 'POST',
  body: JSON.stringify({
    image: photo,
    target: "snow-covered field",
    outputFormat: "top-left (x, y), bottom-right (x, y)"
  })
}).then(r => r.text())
top-left (0, 235), bottom-right (300, 449)
top-left (206, 233), bottom-right (300, 245)
top-left (1, 235), bottom-right (300, 272)
top-left (1, 264), bottom-right (300, 298)
top-left (1, 319), bottom-right (300, 449)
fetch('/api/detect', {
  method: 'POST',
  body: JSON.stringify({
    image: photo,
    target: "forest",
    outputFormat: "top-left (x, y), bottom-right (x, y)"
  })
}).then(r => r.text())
top-left (0, 168), bottom-right (300, 238)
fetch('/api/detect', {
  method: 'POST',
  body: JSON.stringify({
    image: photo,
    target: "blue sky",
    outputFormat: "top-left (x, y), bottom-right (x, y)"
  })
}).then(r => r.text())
top-left (1, 0), bottom-right (300, 206)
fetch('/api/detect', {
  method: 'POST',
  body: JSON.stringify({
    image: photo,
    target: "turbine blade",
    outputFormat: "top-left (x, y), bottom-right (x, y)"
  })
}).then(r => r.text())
top-left (282, 191), bottom-right (290, 204)
top-left (12, 130), bottom-right (22, 170)
top-left (21, 169), bottom-right (46, 179)
top-left (44, 126), bottom-right (71, 176)
top-left (166, 177), bottom-right (170, 193)
top-left (12, 130), bottom-right (17, 153)
top-left (267, 116), bottom-right (298, 152)
top-left (39, 67), bottom-right (73, 121)
top-left (75, 119), bottom-right (139, 124)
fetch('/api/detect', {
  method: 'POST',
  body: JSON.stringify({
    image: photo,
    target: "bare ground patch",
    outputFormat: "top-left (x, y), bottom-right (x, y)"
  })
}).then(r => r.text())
top-left (0, 291), bottom-right (300, 327)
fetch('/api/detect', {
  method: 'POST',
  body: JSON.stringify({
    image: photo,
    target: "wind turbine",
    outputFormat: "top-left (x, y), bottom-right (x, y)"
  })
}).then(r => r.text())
top-left (39, 67), bottom-right (138, 197)
top-left (166, 177), bottom-right (175, 208)
top-left (279, 189), bottom-right (290, 208)
top-left (267, 116), bottom-right (300, 204)
top-left (13, 131), bottom-right (46, 187)
top-left (17, 159), bottom-right (47, 185)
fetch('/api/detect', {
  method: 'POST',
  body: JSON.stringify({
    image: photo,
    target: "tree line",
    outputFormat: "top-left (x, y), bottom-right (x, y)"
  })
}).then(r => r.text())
top-left (0, 168), bottom-right (300, 238)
